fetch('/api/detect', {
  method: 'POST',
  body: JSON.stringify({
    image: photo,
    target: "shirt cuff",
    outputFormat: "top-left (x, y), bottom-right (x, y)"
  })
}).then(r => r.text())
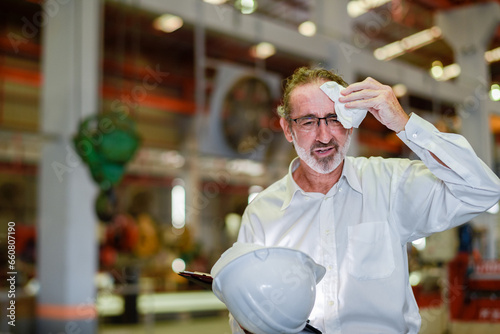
top-left (396, 112), bottom-right (478, 185)
top-left (396, 113), bottom-right (435, 144)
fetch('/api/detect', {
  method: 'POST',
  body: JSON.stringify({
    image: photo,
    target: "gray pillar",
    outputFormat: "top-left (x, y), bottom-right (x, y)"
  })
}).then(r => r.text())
top-left (436, 2), bottom-right (500, 167)
top-left (437, 3), bottom-right (500, 259)
top-left (37, 1), bottom-right (101, 333)
top-left (318, 0), bottom-right (359, 156)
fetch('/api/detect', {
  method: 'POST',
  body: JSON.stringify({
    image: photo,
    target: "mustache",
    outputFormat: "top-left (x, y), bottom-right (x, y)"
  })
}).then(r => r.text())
top-left (311, 139), bottom-right (339, 152)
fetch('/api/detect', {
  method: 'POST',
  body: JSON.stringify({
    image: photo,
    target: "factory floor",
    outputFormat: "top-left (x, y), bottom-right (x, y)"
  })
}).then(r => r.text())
top-left (98, 311), bottom-right (500, 334)
top-left (99, 315), bottom-right (231, 334)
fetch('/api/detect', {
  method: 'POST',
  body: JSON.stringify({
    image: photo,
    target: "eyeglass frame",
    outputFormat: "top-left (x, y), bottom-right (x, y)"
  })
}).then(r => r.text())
top-left (289, 113), bottom-right (343, 131)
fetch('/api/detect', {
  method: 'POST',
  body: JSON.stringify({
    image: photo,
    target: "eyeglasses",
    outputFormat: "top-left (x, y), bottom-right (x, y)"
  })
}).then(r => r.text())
top-left (291, 114), bottom-right (343, 132)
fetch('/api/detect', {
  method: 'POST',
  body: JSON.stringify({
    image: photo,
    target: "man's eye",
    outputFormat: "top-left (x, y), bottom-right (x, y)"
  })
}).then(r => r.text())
top-left (301, 120), bottom-right (316, 126)
top-left (327, 116), bottom-right (338, 123)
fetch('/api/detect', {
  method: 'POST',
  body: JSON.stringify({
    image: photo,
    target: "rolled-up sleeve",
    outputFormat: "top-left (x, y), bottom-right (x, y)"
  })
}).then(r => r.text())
top-left (395, 113), bottom-right (500, 242)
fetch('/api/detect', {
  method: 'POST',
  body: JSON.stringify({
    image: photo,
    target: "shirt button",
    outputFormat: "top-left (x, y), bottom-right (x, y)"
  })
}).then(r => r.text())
top-left (328, 265), bottom-right (333, 270)
top-left (305, 197), bottom-right (310, 201)
top-left (412, 133), bottom-right (417, 139)
top-left (328, 300), bottom-right (334, 306)
top-left (339, 187), bottom-right (343, 192)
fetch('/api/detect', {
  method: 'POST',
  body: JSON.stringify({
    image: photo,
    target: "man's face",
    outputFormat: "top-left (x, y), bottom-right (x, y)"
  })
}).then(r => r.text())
top-left (280, 82), bottom-right (353, 174)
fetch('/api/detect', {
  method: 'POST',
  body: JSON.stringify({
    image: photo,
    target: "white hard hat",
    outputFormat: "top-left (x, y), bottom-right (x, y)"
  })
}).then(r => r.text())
top-left (211, 243), bottom-right (326, 334)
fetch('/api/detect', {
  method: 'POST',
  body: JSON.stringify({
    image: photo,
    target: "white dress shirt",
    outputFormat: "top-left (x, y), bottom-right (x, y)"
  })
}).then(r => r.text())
top-left (232, 113), bottom-right (500, 334)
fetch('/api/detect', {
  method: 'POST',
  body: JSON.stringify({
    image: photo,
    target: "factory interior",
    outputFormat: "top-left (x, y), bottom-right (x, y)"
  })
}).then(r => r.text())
top-left (0, 0), bottom-right (500, 333)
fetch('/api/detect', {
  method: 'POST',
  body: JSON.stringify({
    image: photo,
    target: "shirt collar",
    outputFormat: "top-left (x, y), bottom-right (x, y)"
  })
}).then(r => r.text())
top-left (281, 158), bottom-right (302, 210)
top-left (281, 157), bottom-right (363, 211)
top-left (342, 157), bottom-right (363, 194)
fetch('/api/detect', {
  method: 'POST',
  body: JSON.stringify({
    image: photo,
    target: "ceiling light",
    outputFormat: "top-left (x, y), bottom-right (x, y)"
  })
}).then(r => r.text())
top-left (442, 63), bottom-right (461, 80)
top-left (485, 47), bottom-right (500, 63)
top-left (373, 41), bottom-right (405, 60)
top-left (347, 0), bottom-right (391, 18)
top-left (298, 21), bottom-right (317, 37)
top-left (374, 26), bottom-right (442, 61)
top-left (227, 159), bottom-right (265, 176)
top-left (203, 0), bottom-right (228, 4)
top-left (490, 84), bottom-right (500, 101)
top-left (153, 14), bottom-right (183, 33)
top-left (250, 42), bottom-right (276, 59)
top-left (392, 84), bottom-right (407, 98)
top-left (430, 62), bottom-right (461, 82)
top-left (171, 181), bottom-right (186, 229)
top-left (171, 258), bottom-right (186, 273)
top-left (235, 0), bottom-right (257, 14)
top-left (401, 26), bottom-right (441, 51)
top-left (430, 61), bottom-right (444, 79)
top-left (409, 271), bottom-right (422, 286)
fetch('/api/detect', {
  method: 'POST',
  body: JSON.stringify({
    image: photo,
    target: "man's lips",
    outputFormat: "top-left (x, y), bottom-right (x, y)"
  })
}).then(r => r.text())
top-left (313, 146), bottom-right (335, 155)
top-left (310, 139), bottom-right (339, 157)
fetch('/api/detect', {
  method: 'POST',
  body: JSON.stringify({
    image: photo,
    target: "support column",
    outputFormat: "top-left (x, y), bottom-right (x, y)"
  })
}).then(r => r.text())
top-left (436, 2), bottom-right (500, 166)
top-left (183, 0), bottom-right (206, 242)
top-left (437, 3), bottom-right (500, 259)
top-left (318, 0), bottom-right (359, 155)
top-left (37, 1), bottom-right (101, 333)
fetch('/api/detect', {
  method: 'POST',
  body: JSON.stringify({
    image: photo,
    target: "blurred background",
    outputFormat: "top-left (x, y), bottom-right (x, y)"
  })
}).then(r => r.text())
top-left (0, 0), bottom-right (499, 333)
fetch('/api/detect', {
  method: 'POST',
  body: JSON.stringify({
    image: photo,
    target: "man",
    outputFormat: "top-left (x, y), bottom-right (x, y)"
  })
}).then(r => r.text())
top-left (231, 67), bottom-right (500, 333)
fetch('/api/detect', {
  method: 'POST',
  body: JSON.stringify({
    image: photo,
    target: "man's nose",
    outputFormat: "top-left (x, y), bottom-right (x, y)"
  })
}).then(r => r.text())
top-left (316, 119), bottom-right (331, 142)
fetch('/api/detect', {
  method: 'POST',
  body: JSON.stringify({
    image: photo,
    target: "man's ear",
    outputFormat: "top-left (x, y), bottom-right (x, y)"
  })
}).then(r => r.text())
top-left (280, 118), bottom-right (293, 143)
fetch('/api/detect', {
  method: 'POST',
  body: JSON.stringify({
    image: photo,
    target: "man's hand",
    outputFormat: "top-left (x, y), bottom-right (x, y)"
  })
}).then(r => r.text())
top-left (339, 77), bottom-right (409, 133)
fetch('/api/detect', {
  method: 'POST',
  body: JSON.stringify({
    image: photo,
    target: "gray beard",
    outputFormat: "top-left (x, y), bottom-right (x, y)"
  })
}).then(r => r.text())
top-left (292, 132), bottom-right (351, 174)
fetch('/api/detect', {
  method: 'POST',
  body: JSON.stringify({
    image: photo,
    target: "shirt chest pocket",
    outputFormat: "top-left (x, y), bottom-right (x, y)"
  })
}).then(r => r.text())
top-left (347, 221), bottom-right (395, 280)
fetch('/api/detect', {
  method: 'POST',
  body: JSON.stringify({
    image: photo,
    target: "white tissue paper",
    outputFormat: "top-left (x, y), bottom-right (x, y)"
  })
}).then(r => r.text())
top-left (319, 81), bottom-right (368, 129)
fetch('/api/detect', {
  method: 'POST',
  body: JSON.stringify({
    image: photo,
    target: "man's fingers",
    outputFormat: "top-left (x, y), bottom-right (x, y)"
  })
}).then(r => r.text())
top-left (341, 77), bottom-right (382, 95)
top-left (339, 89), bottom-right (379, 103)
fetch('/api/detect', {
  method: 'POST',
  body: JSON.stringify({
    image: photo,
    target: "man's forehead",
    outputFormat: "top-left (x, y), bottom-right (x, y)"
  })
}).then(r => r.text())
top-left (290, 83), bottom-right (335, 110)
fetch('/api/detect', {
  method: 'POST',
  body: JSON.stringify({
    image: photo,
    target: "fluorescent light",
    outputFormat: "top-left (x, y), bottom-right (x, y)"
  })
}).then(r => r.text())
top-left (203, 0), bottom-right (228, 4)
top-left (485, 47), bottom-right (500, 63)
top-left (235, 0), bottom-right (257, 14)
top-left (401, 26), bottom-right (441, 50)
top-left (298, 21), bottom-right (317, 37)
top-left (490, 85), bottom-right (500, 102)
top-left (153, 14), bottom-right (183, 33)
top-left (225, 213), bottom-right (242, 238)
top-left (347, 0), bottom-right (391, 18)
top-left (409, 271), bottom-right (422, 286)
top-left (392, 84), bottom-right (407, 98)
top-left (430, 60), bottom-right (444, 79)
top-left (171, 258), bottom-right (186, 273)
top-left (374, 26), bottom-right (442, 61)
top-left (431, 62), bottom-right (461, 81)
top-left (227, 159), bottom-right (265, 176)
top-left (250, 42), bottom-right (276, 59)
top-left (161, 150), bottom-right (185, 168)
top-left (374, 41), bottom-right (405, 60)
top-left (172, 181), bottom-right (186, 229)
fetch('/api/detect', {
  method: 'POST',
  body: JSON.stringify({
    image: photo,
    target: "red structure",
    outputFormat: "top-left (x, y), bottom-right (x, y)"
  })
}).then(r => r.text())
top-left (448, 253), bottom-right (500, 322)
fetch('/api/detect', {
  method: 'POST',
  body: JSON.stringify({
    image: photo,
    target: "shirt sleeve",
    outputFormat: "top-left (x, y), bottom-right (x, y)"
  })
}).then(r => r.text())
top-left (237, 209), bottom-right (266, 244)
top-left (394, 113), bottom-right (500, 242)
top-left (230, 212), bottom-right (258, 333)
